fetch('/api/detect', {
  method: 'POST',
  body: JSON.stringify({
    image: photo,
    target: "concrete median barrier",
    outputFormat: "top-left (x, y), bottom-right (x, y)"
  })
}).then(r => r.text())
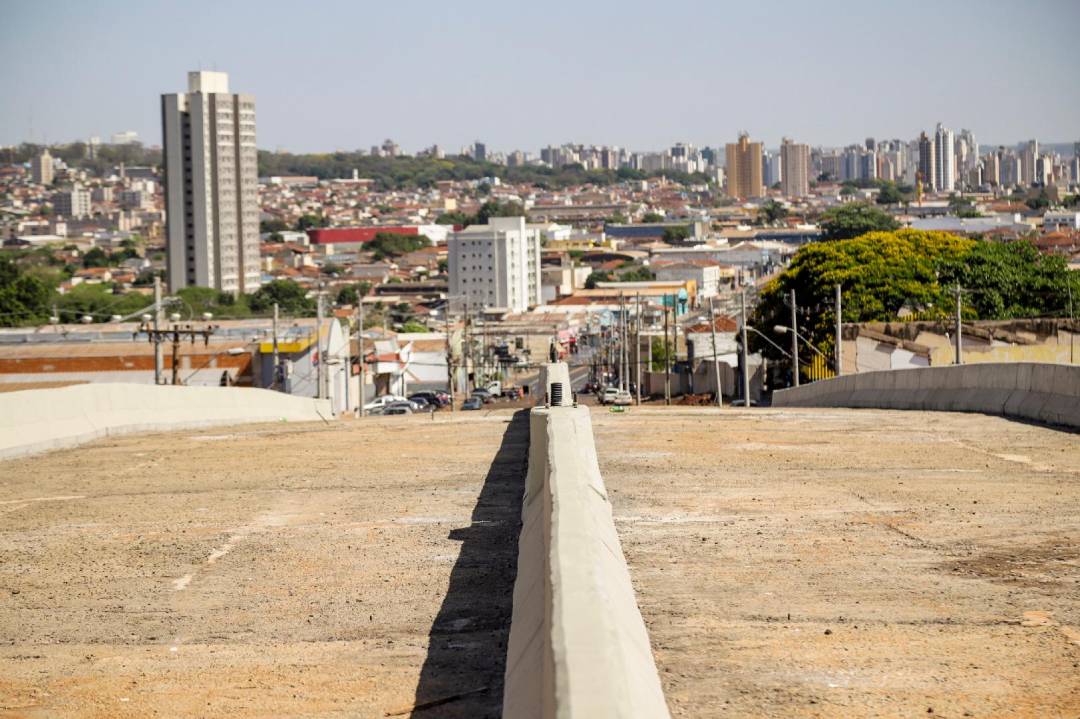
top-left (504, 370), bottom-right (670, 718)
top-left (772, 362), bottom-right (1080, 430)
top-left (0, 383), bottom-right (333, 460)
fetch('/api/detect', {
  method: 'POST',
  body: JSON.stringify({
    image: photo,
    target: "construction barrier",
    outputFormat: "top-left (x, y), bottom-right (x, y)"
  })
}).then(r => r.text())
top-left (503, 364), bottom-right (670, 718)
top-left (0, 383), bottom-right (334, 460)
top-left (772, 362), bottom-right (1080, 430)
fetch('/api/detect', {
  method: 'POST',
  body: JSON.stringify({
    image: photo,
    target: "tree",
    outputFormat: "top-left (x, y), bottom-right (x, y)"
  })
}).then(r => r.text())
top-left (758, 200), bottom-right (788, 225)
top-left (752, 230), bottom-right (974, 358)
top-left (876, 182), bottom-right (904, 205)
top-left (249, 279), bottom-right (313, 315)
top-left (1026, 189), bottom-right (1051, 211)
top-left (435, 210), bottom-right (470, 226)
top-left (367, 233), bottom-right (431, 261)
top-left (619, 266), bottom-right (655, 282)
top-left (260, 219), bottom-right (289, 234)
top-left (399, 319), bottom-right (429, 333)
top-left (662, 226), bottom-right (691, 244)
top-left (819, 202), bottom-right (901, 240)
top-left (641, 211), bottom-right (664, 223)
top-left (0, 259), bottom-right (52, 326)
top-left (650, 336), bottom-right (673, 371)
top-left (335, 282), bottom-right (372, 306)
top-left (82, 247), bottom-right (110, 268)
top-left (585, 270), bottom-right (613, 289)
top-left (295, 214), bottom-right (329, 231)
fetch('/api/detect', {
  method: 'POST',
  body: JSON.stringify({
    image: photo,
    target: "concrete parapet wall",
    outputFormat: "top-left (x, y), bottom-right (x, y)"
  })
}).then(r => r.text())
top-left (504, 399), bottom-right (670, 718)
top-left (772, 363), bottom-right (1080, 430)
top-left (0, 383), bottom-right (333, 460)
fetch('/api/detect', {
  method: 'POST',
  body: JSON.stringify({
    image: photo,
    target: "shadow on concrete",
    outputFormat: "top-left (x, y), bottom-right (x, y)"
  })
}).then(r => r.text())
top-left (410, 410), bottom-right (530, 717)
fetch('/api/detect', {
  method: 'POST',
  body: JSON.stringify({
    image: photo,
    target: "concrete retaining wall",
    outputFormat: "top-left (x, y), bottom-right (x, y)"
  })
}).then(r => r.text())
top-left (772, 362), bottom-right (1080, 430)
top-left (504, 391), bottom-right (670, 717)
top-left (0, 383), bottom-right (333, 460)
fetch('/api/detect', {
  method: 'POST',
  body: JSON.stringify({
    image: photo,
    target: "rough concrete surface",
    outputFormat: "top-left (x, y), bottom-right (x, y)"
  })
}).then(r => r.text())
top-left (595, 407), bottom-right (1080, 718)
top-left (0, 410), bottom-right (529, 718)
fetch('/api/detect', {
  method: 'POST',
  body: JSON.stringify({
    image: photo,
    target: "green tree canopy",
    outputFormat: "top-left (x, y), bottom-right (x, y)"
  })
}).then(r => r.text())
top-left (641, 211), bottom-right (665, 223)
top-left (819, 202), bottom-right (901, 240)
top-left (758, 200), bottom-right (789, 224)
top-left (367, 233), bottom-right (431, 260)
top-left (249, 279), bottom-right (314, 315)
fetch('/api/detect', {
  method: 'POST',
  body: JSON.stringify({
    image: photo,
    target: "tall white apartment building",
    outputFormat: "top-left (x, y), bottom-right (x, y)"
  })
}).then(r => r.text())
top-left (162, 71), bottom-right (260, 293)
top-left (779, 138), bottom-right (809, 197)
top-left (448, 217), bottom-right (542, 313)
top-left (934, 123), bottom-right (955, 192)
top-left (52, 183), bottom-right (91, 219)
top-left (31, 149), bottom-right (54, 186)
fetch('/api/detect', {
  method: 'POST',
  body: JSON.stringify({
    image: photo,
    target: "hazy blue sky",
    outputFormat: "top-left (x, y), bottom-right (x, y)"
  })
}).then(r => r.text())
top-left (2, 0), bottom-right (1078, 153)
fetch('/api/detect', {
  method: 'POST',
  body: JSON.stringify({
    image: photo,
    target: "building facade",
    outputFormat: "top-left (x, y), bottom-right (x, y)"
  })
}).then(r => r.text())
top-left (31, 150), bottom-right (54, 186)
top-left (725, 134), bottom-right (764, 199)
top-left (779, 138), bottom-right (810, 197)
top-left (52, 184), bottom-right (91, 219)
top-left (934, 123), bottom-right (955, 192)
top-left (448, 216), bottom-right (542, 313)
top-left (162, 71), bottom-right (260, 294)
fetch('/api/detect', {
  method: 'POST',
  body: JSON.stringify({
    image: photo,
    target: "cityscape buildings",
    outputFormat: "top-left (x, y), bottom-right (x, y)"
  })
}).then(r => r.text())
top-left (30, 149), bottom-right (53, 186)
top-left (161, 71), bottom-right (260, 294)
top-left (934, 123), bottom-right (955, 192)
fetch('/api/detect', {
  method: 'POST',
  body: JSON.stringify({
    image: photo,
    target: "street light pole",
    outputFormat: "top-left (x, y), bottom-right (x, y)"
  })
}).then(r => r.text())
top-left (357, 300), bottom-right (366, 417)
top-left (708, 295), bottom-right (722, 407)
top-left (271, 302), bottom-right (280, 391)
top-left (834, 284), bottom-right (843, 376)
top-left (740, 290), bottom-right (750, 407)
top-left (790, 288), bottom-right (799, 387)
top-left (152, 276), bottom-right (163, 385)
top-left (954, 283), bottom-right (963, 365)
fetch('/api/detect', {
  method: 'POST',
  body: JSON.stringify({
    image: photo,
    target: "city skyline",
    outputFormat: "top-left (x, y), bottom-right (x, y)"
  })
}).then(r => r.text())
top-left (2, 0), bottom-right (1079, 153)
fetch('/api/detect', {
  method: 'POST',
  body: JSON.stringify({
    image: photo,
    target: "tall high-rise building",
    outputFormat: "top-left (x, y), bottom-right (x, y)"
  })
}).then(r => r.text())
top-left (779, 138), bottom-right (810, 198)
top-left (934, 123), bottom-right (955, 192)
top-left (31, 149), bottom-right (54, 186)
top-left (762, 151), bottom-right (782, 188)
top-left (725, 133), bottom-right (763, 199)
top-left (52, 183), bottom-right (91, 219)
top-left (917, 132), bottom-right (936, 191)
top-left (1020, 140), bottom-right (1039, 186)
top-left (447, 217), bottom-right (542, 313)
top-left (473, 141), bottom-right (487, 162)
top-left (162, 71), bottom-right (260, 293)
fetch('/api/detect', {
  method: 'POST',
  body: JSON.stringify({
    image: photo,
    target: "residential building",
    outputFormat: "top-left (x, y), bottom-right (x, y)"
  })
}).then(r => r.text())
top-left (52, 184), bottom-right (91, 219)
top-left (779, 138), bottom-right (810, 198)
top-left (31, 149), bottom-right (54, 186)
top-left (934, 123), bottom-right (955, 192)
top-left (725, 134), bottom-right (763, 199)
top-left (918, 132), bottom-right (936, 191)
top-left (448, 216), bottom-right (542, 312)
top-left (162, 70), bottom-right (260, 293)
top-left (762, 151), bottom-right (782, 189)
top-left (473, 141), bottom-right (487, 162)
top-left (1020, 139), bottom-right (1039, 186)
top-left (111, 130), bottom-right (140, 145)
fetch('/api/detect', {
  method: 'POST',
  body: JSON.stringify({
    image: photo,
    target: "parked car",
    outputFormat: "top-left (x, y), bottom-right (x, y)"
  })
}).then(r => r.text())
top-left (407, 395), bottom-right (432, 411)
top-left (461, 396), bottom-right (483, 410)
top-left (410, 391), bottom-right (446, 408)
top-left (600, 387), bottom-right (620, 405)
top-left (483, 381), bottom-right (503, 397)
top-left (612, 389), bottom-right (633, 406)
top-left (363, 394), bottom-right (408, 411)
top-left (381, 405), bottom-right (413, 415)
top-left (471, 388), bottom-right (494, 404)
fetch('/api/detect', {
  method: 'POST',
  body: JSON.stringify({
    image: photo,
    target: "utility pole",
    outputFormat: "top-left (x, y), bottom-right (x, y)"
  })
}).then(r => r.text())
top-left (789, 289), bottom-right (800, 387)
top-left (445, 300), bottom-right (454, 412)
top-left (954, 283), bottom-right (963, 365)
top-left (153, 276), bottom-right (163, 385)
top-left (635, 293), bottom-right (642, 405)
top-left (708, 295), bottom-right (722, 407)
top-left (740, 290), bottom-right (750, 407)
top-left (271, 302), bottom-right (280, 391)
top-left (619, 294), bottom-right (626, 392)
top-left (834, 284), bottom-right (843, 376)
top-left (664, 295), bottom-right (671, 405)
top-left (136, 320), bottom-right (216, 386)
top-left (315, 290), bottom-right (325, 399)
top-left (462, 299), bottom-right (471, 394)
top-left (357, 301), bottom-right (366, 416)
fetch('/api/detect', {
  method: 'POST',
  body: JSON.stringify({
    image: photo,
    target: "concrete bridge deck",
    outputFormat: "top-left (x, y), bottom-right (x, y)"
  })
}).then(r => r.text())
top-left (1, 407), bottom-right (1078, 717)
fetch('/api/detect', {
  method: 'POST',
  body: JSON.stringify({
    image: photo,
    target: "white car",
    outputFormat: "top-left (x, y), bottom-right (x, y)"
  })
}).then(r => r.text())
top-left (484, 381), bottom-right (503, 397)
top-left (600, 387), bottom-right (620, 405)
top-left (612, 389), bottom-right (633, 406)
top-left (363, 394), bottom-right (408, 411)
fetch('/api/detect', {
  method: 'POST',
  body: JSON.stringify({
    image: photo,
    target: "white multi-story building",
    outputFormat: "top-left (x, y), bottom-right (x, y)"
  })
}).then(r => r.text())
top-left (448, 216), bottom-right (542, 312)
top-left (162, 71), bottom-right (260, 293)
top-left (934, 123), bottom-right (955, 192)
